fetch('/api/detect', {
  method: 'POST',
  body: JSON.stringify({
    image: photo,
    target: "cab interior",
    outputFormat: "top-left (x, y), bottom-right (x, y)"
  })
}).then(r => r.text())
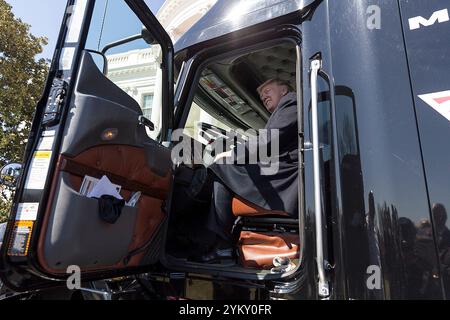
top-left (163, 40), bottom-right (302, 278)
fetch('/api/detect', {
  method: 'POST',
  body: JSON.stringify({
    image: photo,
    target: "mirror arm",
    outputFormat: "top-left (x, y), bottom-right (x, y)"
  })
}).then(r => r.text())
top-left (138, 115), bottom-right (155, 131)
top-left (85, 49), bottom-right (109, 74)
top-left (101, 34), bottom-right (143, 55)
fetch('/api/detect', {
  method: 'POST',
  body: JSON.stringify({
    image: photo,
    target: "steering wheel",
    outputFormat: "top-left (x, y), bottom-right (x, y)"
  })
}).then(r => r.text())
top-left (197, 122), bottom-right (229, 142)
top-left (196, 122), bottom-right (231, 166)
top-left (197, 122), bottom-right (249, 167)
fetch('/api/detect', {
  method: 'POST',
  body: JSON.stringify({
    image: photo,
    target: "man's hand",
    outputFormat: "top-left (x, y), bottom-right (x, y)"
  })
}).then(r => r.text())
top-left (213, 150), bottom-right (233, 163)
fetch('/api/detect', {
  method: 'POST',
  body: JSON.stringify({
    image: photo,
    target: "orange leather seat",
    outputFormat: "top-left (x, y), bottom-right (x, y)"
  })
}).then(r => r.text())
top-left (232, 198), bottom-right (298, 270)
top-left (232, 197), bottom-right (289, 217)
top-left (238, 231), bottom-right (300, 269)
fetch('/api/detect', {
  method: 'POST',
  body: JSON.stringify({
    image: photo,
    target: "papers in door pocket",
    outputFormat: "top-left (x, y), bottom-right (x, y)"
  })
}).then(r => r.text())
top-left (126, 191), bottom-right (141, 207)
top-left (80, 175), bottom-right (122, 200)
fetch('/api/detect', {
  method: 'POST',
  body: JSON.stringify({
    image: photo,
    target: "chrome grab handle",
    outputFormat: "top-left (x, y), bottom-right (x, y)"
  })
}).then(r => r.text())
top-left (310, 58), bottom-right (329, 298)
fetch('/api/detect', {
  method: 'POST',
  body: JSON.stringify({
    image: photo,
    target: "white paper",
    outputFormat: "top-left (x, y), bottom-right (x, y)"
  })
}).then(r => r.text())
top-left (16, 203), bottom-right (39, 221)
top-left (42, 130), bottom-right (55, 137)
top-left (66, 1), bottom-right (87, 43)
top-left (25, 151), bottom-right (52, 190)
top-left (59, 47), bottom-right (75, 70)
top-left (87, 175), bottom-right (123, 200)
top-left (37, 136), bottom-right (54, 151)
top-left (126, 191), bottom-right (141, 207)
top-left (79, 175), bottom-right (99, 196)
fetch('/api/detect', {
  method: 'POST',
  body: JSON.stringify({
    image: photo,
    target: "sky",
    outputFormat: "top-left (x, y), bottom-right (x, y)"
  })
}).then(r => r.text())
top-left (6, 0), bottom-right (165, 60)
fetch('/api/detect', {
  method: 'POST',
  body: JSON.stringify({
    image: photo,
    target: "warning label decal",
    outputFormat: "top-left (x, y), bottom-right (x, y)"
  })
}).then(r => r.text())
top-left (24, 151), bottom-right (52, 190)
top-left (16, 203), bottom-right (39, 221)
top-left (37, 136), bottom-right (55, 151)
top-left (7, 221), bottom-right (34, 257)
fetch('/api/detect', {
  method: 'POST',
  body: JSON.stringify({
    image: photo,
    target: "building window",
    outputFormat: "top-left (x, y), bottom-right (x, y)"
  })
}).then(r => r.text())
top-left (142, 94), bottom-right (154, 119)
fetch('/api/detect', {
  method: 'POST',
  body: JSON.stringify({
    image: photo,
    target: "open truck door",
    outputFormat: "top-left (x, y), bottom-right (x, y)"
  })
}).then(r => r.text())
top-left (0, 0), bottom-right (174, 292)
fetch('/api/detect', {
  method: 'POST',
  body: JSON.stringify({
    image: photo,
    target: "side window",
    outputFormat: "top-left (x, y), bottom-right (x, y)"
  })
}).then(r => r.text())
top-left (317, 90), bottom-right (332, 163)
top-left (335, 89), bottom-right (359, 163)
top-left (85, 0), bottom-right (163, 140)
top-left (142, 94), bottom-right (154, 119)
top-left (308, 80), bottom-right (333, 194)
top-left (180, 42), bottom-right (298, 146)
top-left (184, 101), bottom-right (231, 143)
top-left (316, 84), bottom-right (333, 204)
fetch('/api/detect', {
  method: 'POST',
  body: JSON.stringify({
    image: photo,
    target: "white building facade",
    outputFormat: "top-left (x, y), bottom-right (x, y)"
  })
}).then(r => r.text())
top-left (106, 0), bottom-right (217, 138)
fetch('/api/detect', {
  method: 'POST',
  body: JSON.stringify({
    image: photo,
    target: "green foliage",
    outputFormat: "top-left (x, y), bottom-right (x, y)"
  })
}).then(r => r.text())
top-left (0, 195), bottom-right (12, 223)
top-left (0, 0), bottom-right (49, 222)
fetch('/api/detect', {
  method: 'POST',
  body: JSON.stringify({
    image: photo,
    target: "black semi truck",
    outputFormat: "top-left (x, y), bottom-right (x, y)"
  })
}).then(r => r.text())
top-left (0, 0), bottom-right (449, 300)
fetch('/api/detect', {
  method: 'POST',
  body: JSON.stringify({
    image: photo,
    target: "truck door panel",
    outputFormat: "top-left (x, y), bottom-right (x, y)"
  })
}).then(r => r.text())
top-left (35, 51), bottom-right (171, 273)
top-left (0, 0), bottom-right (174, 290)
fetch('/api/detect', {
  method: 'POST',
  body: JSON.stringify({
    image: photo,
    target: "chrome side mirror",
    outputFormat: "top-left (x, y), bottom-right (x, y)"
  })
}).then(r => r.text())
top-left (0, 163), bottom-right (22, 188)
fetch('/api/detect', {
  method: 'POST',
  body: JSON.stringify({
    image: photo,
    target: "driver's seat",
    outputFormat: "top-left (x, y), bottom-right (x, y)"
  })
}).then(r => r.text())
top-left (232, 196), bottom-right (289, 217)
top-left (232, 196), bottom-right (299, 270)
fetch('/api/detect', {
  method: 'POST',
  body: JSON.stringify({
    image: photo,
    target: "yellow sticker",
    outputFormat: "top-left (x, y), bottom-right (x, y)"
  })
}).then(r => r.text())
top-left (34, 151), bottom-right (52, 159)
top-left (7, 221), bottom-right (34, 257)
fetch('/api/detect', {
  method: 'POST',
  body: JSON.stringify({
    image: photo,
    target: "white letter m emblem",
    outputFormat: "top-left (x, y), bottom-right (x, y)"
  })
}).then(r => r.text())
top-left (408, 9), bottom-right (449, 30)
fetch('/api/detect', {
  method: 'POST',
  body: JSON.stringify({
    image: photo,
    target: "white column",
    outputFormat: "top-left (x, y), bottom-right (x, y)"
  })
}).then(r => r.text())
top-left (149, 48), bottom-right (163, 140)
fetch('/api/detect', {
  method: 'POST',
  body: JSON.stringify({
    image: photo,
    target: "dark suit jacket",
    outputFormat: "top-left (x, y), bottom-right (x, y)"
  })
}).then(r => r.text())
top-left (209, 92), bottom-right (299, 217)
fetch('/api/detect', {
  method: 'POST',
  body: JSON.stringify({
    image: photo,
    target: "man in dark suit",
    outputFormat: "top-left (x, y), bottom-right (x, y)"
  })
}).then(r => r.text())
top-left (198, 78), bottom-right (299, 263)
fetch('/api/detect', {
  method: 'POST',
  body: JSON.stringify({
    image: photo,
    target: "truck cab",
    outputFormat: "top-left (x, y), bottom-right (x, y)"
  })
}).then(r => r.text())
top-left (1, 0), bottom-right (450, 300)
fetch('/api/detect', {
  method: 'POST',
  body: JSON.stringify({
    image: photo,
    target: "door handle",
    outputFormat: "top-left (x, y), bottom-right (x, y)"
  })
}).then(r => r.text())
top-left (310, 58), bottom-right (330, 298)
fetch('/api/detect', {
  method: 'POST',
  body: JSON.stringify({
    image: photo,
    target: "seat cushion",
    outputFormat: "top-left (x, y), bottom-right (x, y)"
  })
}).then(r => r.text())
top-left (232, 197), bottom-right (289, 217)
top-left (238, 231), bottom-right (300, 269)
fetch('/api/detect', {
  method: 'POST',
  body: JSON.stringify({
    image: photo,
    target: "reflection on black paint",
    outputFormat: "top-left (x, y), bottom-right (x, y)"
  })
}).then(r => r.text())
top-left (431, 203), bottom-right (450, 298)
top-left (366, 192), bottom-right (383, 299)
top-left (377, 202), bottom-right (402, 298)
top-left (362, 195), bottom-right (443, 299)
top-left (398, 214), bottom-right (442, 299)
top-left (332, 84), bottom-right (443, 299)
